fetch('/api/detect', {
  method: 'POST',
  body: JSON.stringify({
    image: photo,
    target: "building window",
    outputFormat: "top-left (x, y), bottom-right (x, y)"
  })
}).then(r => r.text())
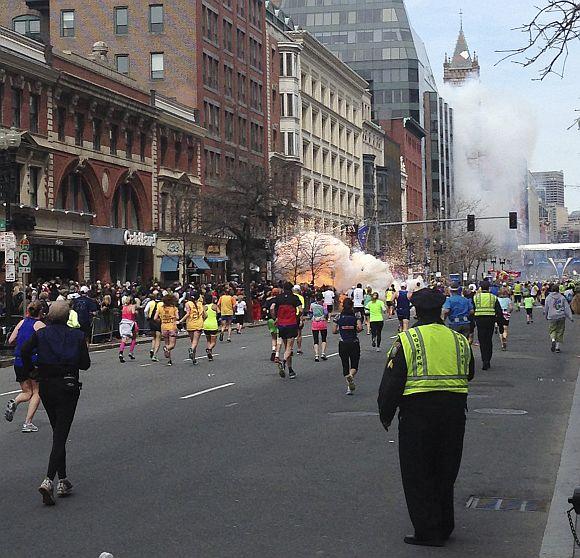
top-left (29, 166), bottom-right (40, 207)
top-left (56, 173), bottom-right (92, 212)
top-left (237, 73), bottom-right (247, 104)
top-left (238, 117), bottom-right (247, 147)
top-left (249, 0), bottom-right (260, 26)
top-left (281, 93), bottom-right (296, 117)
top-left (115, 7), bottom-right (128, 34)
top-left (116, 54), bottom-right (129, 75)
top-left (11, 88), bottom-right (21, 128)
top-left (110, 125), bottom-right (118, 155)
top-left (249, 37), bottom-right (262, 70)
top-left (283, 131), bottom-right (296, 157)
top-left (140, 132), bottom-right (147, 162)
top-left (61, 10), bottom-right (75, 37)
top-left (236, 29), bottom-right (246, 60)
top-left (203, 101), bottom-right (220, 136)
top-left (126, 129), bottom-right (133, 159)
top-left (202, 5), bottom-right (218, 43)
top-left (250, 122), bottom-right (263, 153)
top-left (57, 106), bottom-right (66, 141)
top-left (280, 52), bottom-right (296, 77)
top-left (224, 111), bottom-right (234, 142)
top-left (202, 53), bottom-right (219, 90)
top-left (237, 0), bottom-right (245, 18)
top-left (223, 19), bottom-right (233, 52)
top-left (74, 113), bottom-right (84, 146)
top-left (150, 52), bottom-right (164, 79)
top-left (224, 65), bottom-right (233, 98)
top-left (92, 119), bottom-right (102, 151)
top-left (250, 79), bottom-right (262, 112)
top-left (112, 184), bottom-right (140, 229)
top-left (149, 4), bottom-right (163, 32)
top-left (29, 94), bottom-right (39, 133)
top-left (12, 15), bottom-right (41, 37)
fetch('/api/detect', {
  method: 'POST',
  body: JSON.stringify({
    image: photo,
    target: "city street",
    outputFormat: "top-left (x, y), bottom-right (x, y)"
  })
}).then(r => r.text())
top-left (0, 314), bottom-right (578, 558)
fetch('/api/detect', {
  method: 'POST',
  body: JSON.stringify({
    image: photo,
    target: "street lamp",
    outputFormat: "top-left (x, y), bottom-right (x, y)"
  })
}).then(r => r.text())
top-left (499, 258), bottom-right (506, 270)
top-left (490, 256), bottom-right (497, 268)
top-left (0, 127), bottom-right (22, 328)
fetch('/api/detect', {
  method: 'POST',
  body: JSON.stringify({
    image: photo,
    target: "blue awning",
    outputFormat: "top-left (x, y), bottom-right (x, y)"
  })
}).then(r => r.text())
top-left (206, 256), bottom-right (229, 263)
top-left (190, 256), bottom-right (210, 270)
top-left (160, 256), bottom-right (179, 273)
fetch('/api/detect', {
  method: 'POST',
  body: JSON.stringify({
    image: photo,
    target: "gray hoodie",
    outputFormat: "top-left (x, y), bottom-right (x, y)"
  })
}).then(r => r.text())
top-left (544, 292), bottom-right (573, 321)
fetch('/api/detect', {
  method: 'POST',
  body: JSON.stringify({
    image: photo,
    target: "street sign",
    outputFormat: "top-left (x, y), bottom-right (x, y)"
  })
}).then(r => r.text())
top-left (20, 236), bottom-right (30, 250)
top-left (0, 219), bottom-right (5, 232)
top-left (462, 272), bottom-right (468, 281)
top-left (5, 264), bottom-right (15, 282)
top-left (5, 232), bottom-right (16, 250)
top-left (18, 251), bottom-right (31, 273)
top-left (4, 248), bottom-right (14, 265)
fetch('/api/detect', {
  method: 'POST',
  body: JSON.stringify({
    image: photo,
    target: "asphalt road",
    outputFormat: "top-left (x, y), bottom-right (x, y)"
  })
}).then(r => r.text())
top-left (0, 311), bottom-right (578, 558)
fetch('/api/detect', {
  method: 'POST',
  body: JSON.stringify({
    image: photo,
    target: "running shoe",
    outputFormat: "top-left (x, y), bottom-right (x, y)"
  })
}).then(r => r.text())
top-left (551, 340), bottom-right (556, 353)
top-left (39, 478), bottom-right (55, 506)
top-left (372, 340), bottom-right (376, 348)
top-left (207, 350), bottom-right (214, 362)
top-left (366, 331), bottom-right (370, 335)
top-left (314, 355), bottom-right (320, 362)
top-left (119, 353), bottom-right (125, 364)
top-left (149, 350), bottom-right (154, 359)
top-left (163, 346), bottom-right (170, 359)
top-left (270, 351), bottom-right (276, 362)
top-left (274, 355), bottom-right (280, 365)
top-left (346, 375), bottom-right (356, 392)
top-left (555, 347), bottom-right (561, 353)
top-left (151, 355), bottom-right (159, 362)
top-left (188, 348), bottom-right (194, 360)
top-left (219, 332), bottom-right (224, 342)
top-left (278, 360), bottom-right (286, 378)
top-left (288, 369), bottom-right (297, 380)
top-left (192, 357), bottom-right (197, 365)
top-left (56, 478), bottom-right (73, 497)
top-left (22, 422), bottom-right (38, 433)
top-left (227, 338), bottom-right (232, 343)
top-left (167, 360), bottom-right (173, 366)
top-left (321, 354), bottom-right (328, 361)
top-left (296, 350), bottom-right (303, 355)
top-left (376, 347), bottom-right (381, 352)
top-left (128, 353), bottom-right (135, 360)
top-left (345, 388), bottom-right (353, 396)
top-left (5, 399), bottom-right (16, 422)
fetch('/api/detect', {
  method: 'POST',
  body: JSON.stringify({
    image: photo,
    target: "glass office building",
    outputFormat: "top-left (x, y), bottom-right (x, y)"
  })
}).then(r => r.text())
top-left (280, 0), bottom-right (437, 123)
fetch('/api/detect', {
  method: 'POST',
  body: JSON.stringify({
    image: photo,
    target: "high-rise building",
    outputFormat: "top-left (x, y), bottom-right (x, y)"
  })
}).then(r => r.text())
top-left (443, 16), bottom-right (480, 86)
top-left (531, 171), bottom-right (565, 207)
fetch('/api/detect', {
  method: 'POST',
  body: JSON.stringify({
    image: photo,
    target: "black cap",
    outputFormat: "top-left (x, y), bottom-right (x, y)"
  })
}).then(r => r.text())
top-left (450, 282), bottom-right (460, 290)
top-left (480, 280), bottom-right (490, 290)
top-left (412, 288), bottom-right (446, 311)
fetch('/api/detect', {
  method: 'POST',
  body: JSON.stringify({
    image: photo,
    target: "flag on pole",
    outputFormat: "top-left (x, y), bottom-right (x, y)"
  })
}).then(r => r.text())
top-left (357, 225), bottom-right (370, 251)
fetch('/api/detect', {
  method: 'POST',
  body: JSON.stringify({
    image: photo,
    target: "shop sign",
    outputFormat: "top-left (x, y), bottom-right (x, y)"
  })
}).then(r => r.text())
top-left (167, 242), bottom-right (181, 254)
top-left (123, 230), bottom-right (157, 247)
top-left (206, 244), bottom-right (220, 254)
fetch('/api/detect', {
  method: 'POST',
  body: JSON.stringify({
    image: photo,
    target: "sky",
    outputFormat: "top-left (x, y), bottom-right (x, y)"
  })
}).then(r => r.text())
top-left (405, 0), bottom-right (580, 212)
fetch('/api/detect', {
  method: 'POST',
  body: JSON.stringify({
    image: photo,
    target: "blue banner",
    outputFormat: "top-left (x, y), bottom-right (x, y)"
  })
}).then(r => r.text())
top-left (358, 225), bottom-right (370, 251)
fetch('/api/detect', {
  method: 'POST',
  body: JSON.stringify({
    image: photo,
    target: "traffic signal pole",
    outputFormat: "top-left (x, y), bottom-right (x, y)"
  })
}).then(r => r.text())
top-left (377, 214), bottom-right (517, 227)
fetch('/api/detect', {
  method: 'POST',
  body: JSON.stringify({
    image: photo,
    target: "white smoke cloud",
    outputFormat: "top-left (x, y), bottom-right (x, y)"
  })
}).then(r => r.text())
top-left (443, 81), bottom-right (537, 246)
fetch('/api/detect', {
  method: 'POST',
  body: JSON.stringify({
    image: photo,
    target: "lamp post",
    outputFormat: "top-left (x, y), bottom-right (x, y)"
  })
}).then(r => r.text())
top-left (499, 258), bottom-right (506, 271)
top-left (0, 127), bottom-right (22, 329)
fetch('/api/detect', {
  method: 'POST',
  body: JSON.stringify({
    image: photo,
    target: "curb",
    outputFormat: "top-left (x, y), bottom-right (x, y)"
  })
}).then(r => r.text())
top-left (540, 364), bottom-right (580, 558)
top-left (0, 320), bottom-right (267, 369)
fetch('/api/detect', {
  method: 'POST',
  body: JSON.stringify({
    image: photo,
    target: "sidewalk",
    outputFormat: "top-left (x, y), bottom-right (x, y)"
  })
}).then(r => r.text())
top-left (540, 363), bottom-right (580, 558)
top-left (0, 320), bottom-right (267, 368)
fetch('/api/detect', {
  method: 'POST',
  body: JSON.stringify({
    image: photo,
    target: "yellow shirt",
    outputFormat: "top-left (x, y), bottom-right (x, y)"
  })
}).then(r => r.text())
top-left (185, 300), bottom-right (204, 331)
top-left (218, 295), bottom-right (236, 316)
top-left (159, 305), bottom-right (179, 332)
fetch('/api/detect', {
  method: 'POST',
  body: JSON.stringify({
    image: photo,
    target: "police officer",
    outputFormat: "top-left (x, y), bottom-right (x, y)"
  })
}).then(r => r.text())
top-left (473, 280), bottom-right (504, 370)
top-left (378, 288), bottom-right (475, 547)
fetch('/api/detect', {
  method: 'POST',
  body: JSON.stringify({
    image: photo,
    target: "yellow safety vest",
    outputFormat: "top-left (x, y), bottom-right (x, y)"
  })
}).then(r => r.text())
top-left (473, 292), bottom-right (497, 317)
top-left (397, 324), bottom-right (470, 396)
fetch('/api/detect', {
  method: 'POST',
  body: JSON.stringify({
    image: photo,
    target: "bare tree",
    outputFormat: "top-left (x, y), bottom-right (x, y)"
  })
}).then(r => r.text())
top-left (498, 1), bottom-right (580, 79)
top-left (301, 233), bottom-right (335, 286)
top-left (201, 165), bottom-right (298, 308)
top-left (273, 235), bottom-right (308, 284)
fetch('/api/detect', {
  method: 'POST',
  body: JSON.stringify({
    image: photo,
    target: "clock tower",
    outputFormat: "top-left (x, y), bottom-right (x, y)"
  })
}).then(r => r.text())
top-left (444, 12), bottom-right (480, 86)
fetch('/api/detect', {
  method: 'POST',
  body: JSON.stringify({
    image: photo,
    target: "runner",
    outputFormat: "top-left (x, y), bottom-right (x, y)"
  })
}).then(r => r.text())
top-left (310, 292), bottom-right (328, 362)
top-left (333, 298), bottom-right (363, 395)
top-left (293, 285), bottom-right (305, 355)
top-left (155, 294), bottom-right (179, 366)
top-left (544, 284), bottom-right (574, 353)
top-left (385, 284), bottom-right (396, 319)
top-left (71, 285), bottom-right (99, 344)
top-left (524, 292), bottom-right (535, 324)
top-left (263, 288), bottom-right (279, 362)
top-left (271, 282), bottom-right (302, 379)
top-left (366, 292), bottom-right (386, 351)
top-left (352, 283), bottom-right (365, 322)
top-left (395, 284), bottom-right (411, 333)
top-left (218, 288), bottom-right (236, 343)
top-left (180, 291), bottom-right (204, 365)
top-left (322, 286), bottom-right (335, 320)
top-left (118, 296), bottom-right (139, 363)
top-left (363, 287), bottom-right (373, 335)
top-left (144, 291), bottom-right (162, 361)
top-left (234, 295), bottom-right (247, 334)
top-left (203, 293), bottom-right (219, 361)
top-left (513, 281), bottom-right (522, 311)
top-left (5, 301), bottom-right (46, 432)
top-left (442, 283), bottom-right (473, 340)
top-left (497, 288), bottom-right (513, 350)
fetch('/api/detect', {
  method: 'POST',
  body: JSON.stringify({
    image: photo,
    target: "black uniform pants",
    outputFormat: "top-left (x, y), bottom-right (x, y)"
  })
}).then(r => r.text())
top-left (370, 321), bottom-right (384, 347)
top-left (40, 379), bottom-right (80, 481)
top-left (398, 394), bottom-right (467, 541)
top-left (475, 316), bottom-right (495, 365)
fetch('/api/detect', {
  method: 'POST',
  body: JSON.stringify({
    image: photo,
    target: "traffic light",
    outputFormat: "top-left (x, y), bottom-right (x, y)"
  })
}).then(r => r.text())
top-left (509, 212), bottom-right (518, 230)
top-left (467, 214), bottom-right (475, 232)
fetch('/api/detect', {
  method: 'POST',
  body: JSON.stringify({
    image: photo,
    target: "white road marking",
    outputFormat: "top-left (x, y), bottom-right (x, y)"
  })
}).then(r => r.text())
top-left (182, 354), bottom-right (219, 362)
top-left (181, 383), bottom-right (235, 400)
top-left (92, 350), bottom-right (107, 354)
top-left (326, 352), bottom-right (339, 358)
top-left (0, 389), bottom-right (22, 397)
top-left (389, 335), bottom-right (398, 339)
top-left (139, 364), bottom-right (153, 367)
top-left (225, 402), bottom-right (239, 407)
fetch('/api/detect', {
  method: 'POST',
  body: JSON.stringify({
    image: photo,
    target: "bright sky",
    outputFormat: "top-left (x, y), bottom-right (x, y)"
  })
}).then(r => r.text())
top-left (406, 0), bottom-right (580, 211)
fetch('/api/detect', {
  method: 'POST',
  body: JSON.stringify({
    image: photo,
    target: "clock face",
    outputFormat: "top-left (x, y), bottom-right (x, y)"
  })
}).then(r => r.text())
top-left (460, 50), bottom-right (469, 59)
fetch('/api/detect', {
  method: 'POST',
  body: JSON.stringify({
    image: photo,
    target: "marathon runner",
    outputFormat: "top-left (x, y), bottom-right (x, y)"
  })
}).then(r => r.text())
top-left (293, 285), bottom-right (305, 356)
top-left (310, 292), bottom-right (328, 362)
top-left (333, 298), bottom-right (362, 395)
top-left (180, 291), bottom-right (204, 365)
top-left (218, 289), bottom-right (236, 343)
top-left (155, 294), bottom-right (179, 366)
top-left (203, 293), bottom-right (219, 361)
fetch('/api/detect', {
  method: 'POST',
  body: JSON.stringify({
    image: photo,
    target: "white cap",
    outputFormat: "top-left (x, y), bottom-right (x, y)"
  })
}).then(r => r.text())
top-left (292, 285), bottom-right (301, 292)
top-left (67, 293), bottom-right (80, 300)
top-left (80, 285), bottom-right (89, 293)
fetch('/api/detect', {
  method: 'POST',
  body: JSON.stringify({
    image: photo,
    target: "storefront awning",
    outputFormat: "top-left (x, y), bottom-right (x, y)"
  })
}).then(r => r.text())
top-left (206, 256), bottom-right (229, 263)
top-left (189, 256), bottom-right (210, 270)
top-left (160, 256), bottom-right (179, 273)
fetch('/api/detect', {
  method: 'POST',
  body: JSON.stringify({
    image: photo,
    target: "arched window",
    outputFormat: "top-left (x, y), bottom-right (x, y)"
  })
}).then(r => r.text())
top-left (56, 173), bottom-right (92, 212)
top-left (112, 183), bottom-right (140, 229)
top-left (12, 15), bottom-right (41, 37)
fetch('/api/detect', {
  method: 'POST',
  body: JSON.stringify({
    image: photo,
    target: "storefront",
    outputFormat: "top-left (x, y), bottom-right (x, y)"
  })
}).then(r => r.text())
top-left (90, 226), bottom-right (155, 283)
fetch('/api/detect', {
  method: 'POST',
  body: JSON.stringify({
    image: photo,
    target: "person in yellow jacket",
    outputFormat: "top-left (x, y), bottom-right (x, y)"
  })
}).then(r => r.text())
top-left (473, 280), bottom-right (505, 370)
top-left (378, 288), bottom-right (475, 548)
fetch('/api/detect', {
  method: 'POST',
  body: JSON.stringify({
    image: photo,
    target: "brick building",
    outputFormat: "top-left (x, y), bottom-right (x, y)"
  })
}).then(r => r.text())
top-left (0, 26), bottom-right (206, 283)
top-left (2, 0), bottom-right (270, 178)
